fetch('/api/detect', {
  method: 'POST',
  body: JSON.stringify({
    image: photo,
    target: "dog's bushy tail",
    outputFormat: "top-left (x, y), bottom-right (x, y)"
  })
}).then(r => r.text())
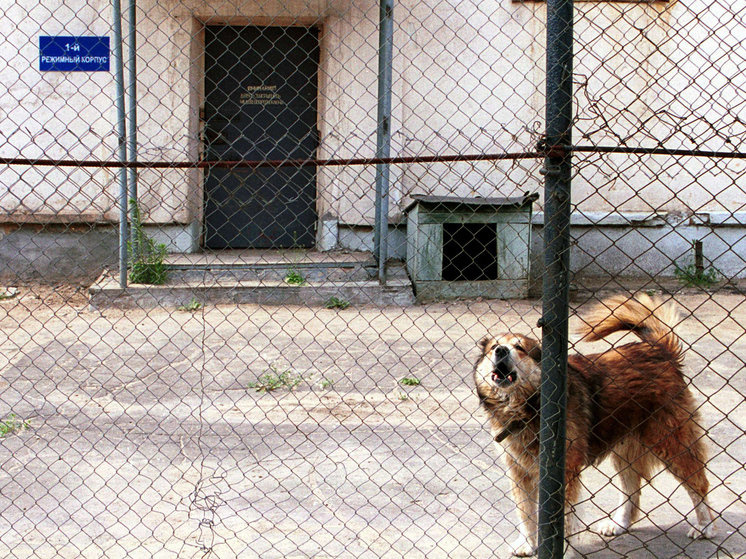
top-left (578, 294), bottom-right (683, 361)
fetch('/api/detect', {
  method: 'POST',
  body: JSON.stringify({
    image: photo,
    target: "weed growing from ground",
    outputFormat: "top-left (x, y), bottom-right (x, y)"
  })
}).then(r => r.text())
top-left (674, 262), bottom-right (721, 288)
top-left (399, 377), bottom-right (421, 387)
top-left (284, 269), bottom-right (306, 286)
top-left (318, 377), bottom-right (333, 390)
top-left (249, 365), bottom-right (305, 393)
top-left (0, 414), bottom-right (28, 438)
top-left (178, 298), bottom-right (202, 312)
top-left (129, 199), bottom-right (168, 285)
top-left (325, 296), bottom-right (350, 309)
top-left (0, 287), bottom-right (17, 300)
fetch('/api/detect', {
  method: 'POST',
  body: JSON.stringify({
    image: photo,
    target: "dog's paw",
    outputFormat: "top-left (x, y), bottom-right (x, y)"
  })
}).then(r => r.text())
top-left (511, 537), bottom-right (536, 557)
top-left (597, 520), bottom-right (628, 537)
top-left (687, 522), bottom-right (717, 540)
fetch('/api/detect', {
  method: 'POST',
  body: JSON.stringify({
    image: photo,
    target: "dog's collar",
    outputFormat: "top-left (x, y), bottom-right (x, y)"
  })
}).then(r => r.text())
top-left (494, 419), bottom-right (529, 443)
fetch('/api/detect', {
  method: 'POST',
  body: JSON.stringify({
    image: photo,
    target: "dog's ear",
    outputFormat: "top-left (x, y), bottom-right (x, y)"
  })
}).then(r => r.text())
top-left (524, 338), bottom-right (542, 362)
top-left (478, 336), bottom-right (496, 354)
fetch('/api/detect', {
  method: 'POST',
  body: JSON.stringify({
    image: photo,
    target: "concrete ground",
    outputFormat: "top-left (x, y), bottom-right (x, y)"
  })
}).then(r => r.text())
top-left (0, 285), bottom-right (744, 558)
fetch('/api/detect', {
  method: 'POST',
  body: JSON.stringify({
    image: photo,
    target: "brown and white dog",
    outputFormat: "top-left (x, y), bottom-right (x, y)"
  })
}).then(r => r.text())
top-left (474, 294), bottom-right (717, 556)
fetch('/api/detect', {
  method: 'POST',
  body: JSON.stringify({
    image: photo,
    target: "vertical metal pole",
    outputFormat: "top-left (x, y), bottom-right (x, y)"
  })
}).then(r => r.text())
top-left (112, 0), bottom-right (128, 288)
top-left (374, 0), bottom-right (394, 284)
top-left (127, 0), bottom-right (138, 258)
top-left (694, 240), bottom-right (704, 277)
top-left (539, 0), bottom-right (573, 556)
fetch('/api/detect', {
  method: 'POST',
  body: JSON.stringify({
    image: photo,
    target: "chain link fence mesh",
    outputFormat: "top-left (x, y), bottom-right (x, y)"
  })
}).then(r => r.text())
top-left (0, 0), bottom-right (744, 557)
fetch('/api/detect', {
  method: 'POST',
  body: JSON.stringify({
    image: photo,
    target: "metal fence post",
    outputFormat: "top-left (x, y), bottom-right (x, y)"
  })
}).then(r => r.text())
top-left (374, 0), bottom-right (394, 285)
top-left (112, 0), bottom-right (129, 288)
top-left (539, 0), bottom-right (573, 555)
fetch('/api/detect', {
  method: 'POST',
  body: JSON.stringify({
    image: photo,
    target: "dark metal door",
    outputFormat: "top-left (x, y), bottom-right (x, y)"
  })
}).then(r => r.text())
top-left (203, 26), bottom-right (319, 249)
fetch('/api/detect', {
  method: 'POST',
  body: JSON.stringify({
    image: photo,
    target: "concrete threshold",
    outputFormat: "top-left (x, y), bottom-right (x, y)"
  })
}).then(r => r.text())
top-left (88, 251), bottom-right (415, 309)
top-left (164, 249), bottom-right (374, 268)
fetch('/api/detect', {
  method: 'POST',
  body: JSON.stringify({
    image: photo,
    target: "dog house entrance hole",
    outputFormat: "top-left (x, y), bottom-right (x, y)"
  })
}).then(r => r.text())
top-left (442, 222), bottom-right (498, 281)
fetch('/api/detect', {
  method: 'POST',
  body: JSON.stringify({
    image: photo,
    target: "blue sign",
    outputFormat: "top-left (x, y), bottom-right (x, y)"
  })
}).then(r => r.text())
top-left (39, 36), bottom-right (110, 72)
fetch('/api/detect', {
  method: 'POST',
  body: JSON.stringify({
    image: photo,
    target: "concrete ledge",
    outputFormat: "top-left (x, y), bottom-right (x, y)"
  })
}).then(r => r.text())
top-left (0, 224), bottom-right (117, 283)
top-left (89, 266), bottom-right (415, 310)
top-left (532, 210), bottom-right (746, 227)
top-left (414, 279), bottom-right (529, 302)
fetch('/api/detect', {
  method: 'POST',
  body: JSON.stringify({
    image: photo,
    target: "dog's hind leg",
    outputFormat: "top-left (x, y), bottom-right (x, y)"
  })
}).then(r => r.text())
top-left (664, 446), bottom-right (716, 538)
top-left (648, 417), bottom-right (717, 539)
top-left (598, 439), bottom-right (649, 537)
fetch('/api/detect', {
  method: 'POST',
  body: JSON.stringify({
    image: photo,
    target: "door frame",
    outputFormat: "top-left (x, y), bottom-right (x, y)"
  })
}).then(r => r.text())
top-left (188, 18), bottom-right (326, 250)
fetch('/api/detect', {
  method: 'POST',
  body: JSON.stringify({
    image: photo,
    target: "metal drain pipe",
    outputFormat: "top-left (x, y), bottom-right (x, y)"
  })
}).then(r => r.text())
top-left (373, 0), bottom-right (394, 285)
top-left (112, 0), bottom-right (128, 288)
top-left (127, 0), bottom-right (139, 259)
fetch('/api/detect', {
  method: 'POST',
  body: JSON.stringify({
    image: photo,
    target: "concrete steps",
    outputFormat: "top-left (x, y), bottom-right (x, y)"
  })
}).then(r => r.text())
top-left (88, 250), bottom-right (415, 309)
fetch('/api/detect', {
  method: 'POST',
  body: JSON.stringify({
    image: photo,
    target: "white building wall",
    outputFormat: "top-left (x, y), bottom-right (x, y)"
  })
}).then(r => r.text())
top-left (0, 0), bottom-right (118, 222)
top-left (0, 0), bottom-right (744, 273)
top-left (571, 1), bottom-right (746, 216)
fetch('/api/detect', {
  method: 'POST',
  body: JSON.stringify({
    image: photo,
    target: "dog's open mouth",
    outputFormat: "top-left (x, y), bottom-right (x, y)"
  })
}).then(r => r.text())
top-left (492, 360), bottom-right (517, 385)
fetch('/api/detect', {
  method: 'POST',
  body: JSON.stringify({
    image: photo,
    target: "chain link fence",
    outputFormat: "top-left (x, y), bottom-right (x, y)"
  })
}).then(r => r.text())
top-left (1, 0), bottom-right (745, 557)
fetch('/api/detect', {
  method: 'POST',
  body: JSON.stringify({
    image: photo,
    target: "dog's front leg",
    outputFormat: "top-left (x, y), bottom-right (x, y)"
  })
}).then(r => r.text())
top-left (562, 467), bottom-right (586, 558)
top-left (598, 467), bottom-right (641, 537)
top-left (598, 442), bottom-right (647, 537)
top-left (507, 462), bottom-right (538, 556)
top-left (511, 495), bottom-right (538, 556)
